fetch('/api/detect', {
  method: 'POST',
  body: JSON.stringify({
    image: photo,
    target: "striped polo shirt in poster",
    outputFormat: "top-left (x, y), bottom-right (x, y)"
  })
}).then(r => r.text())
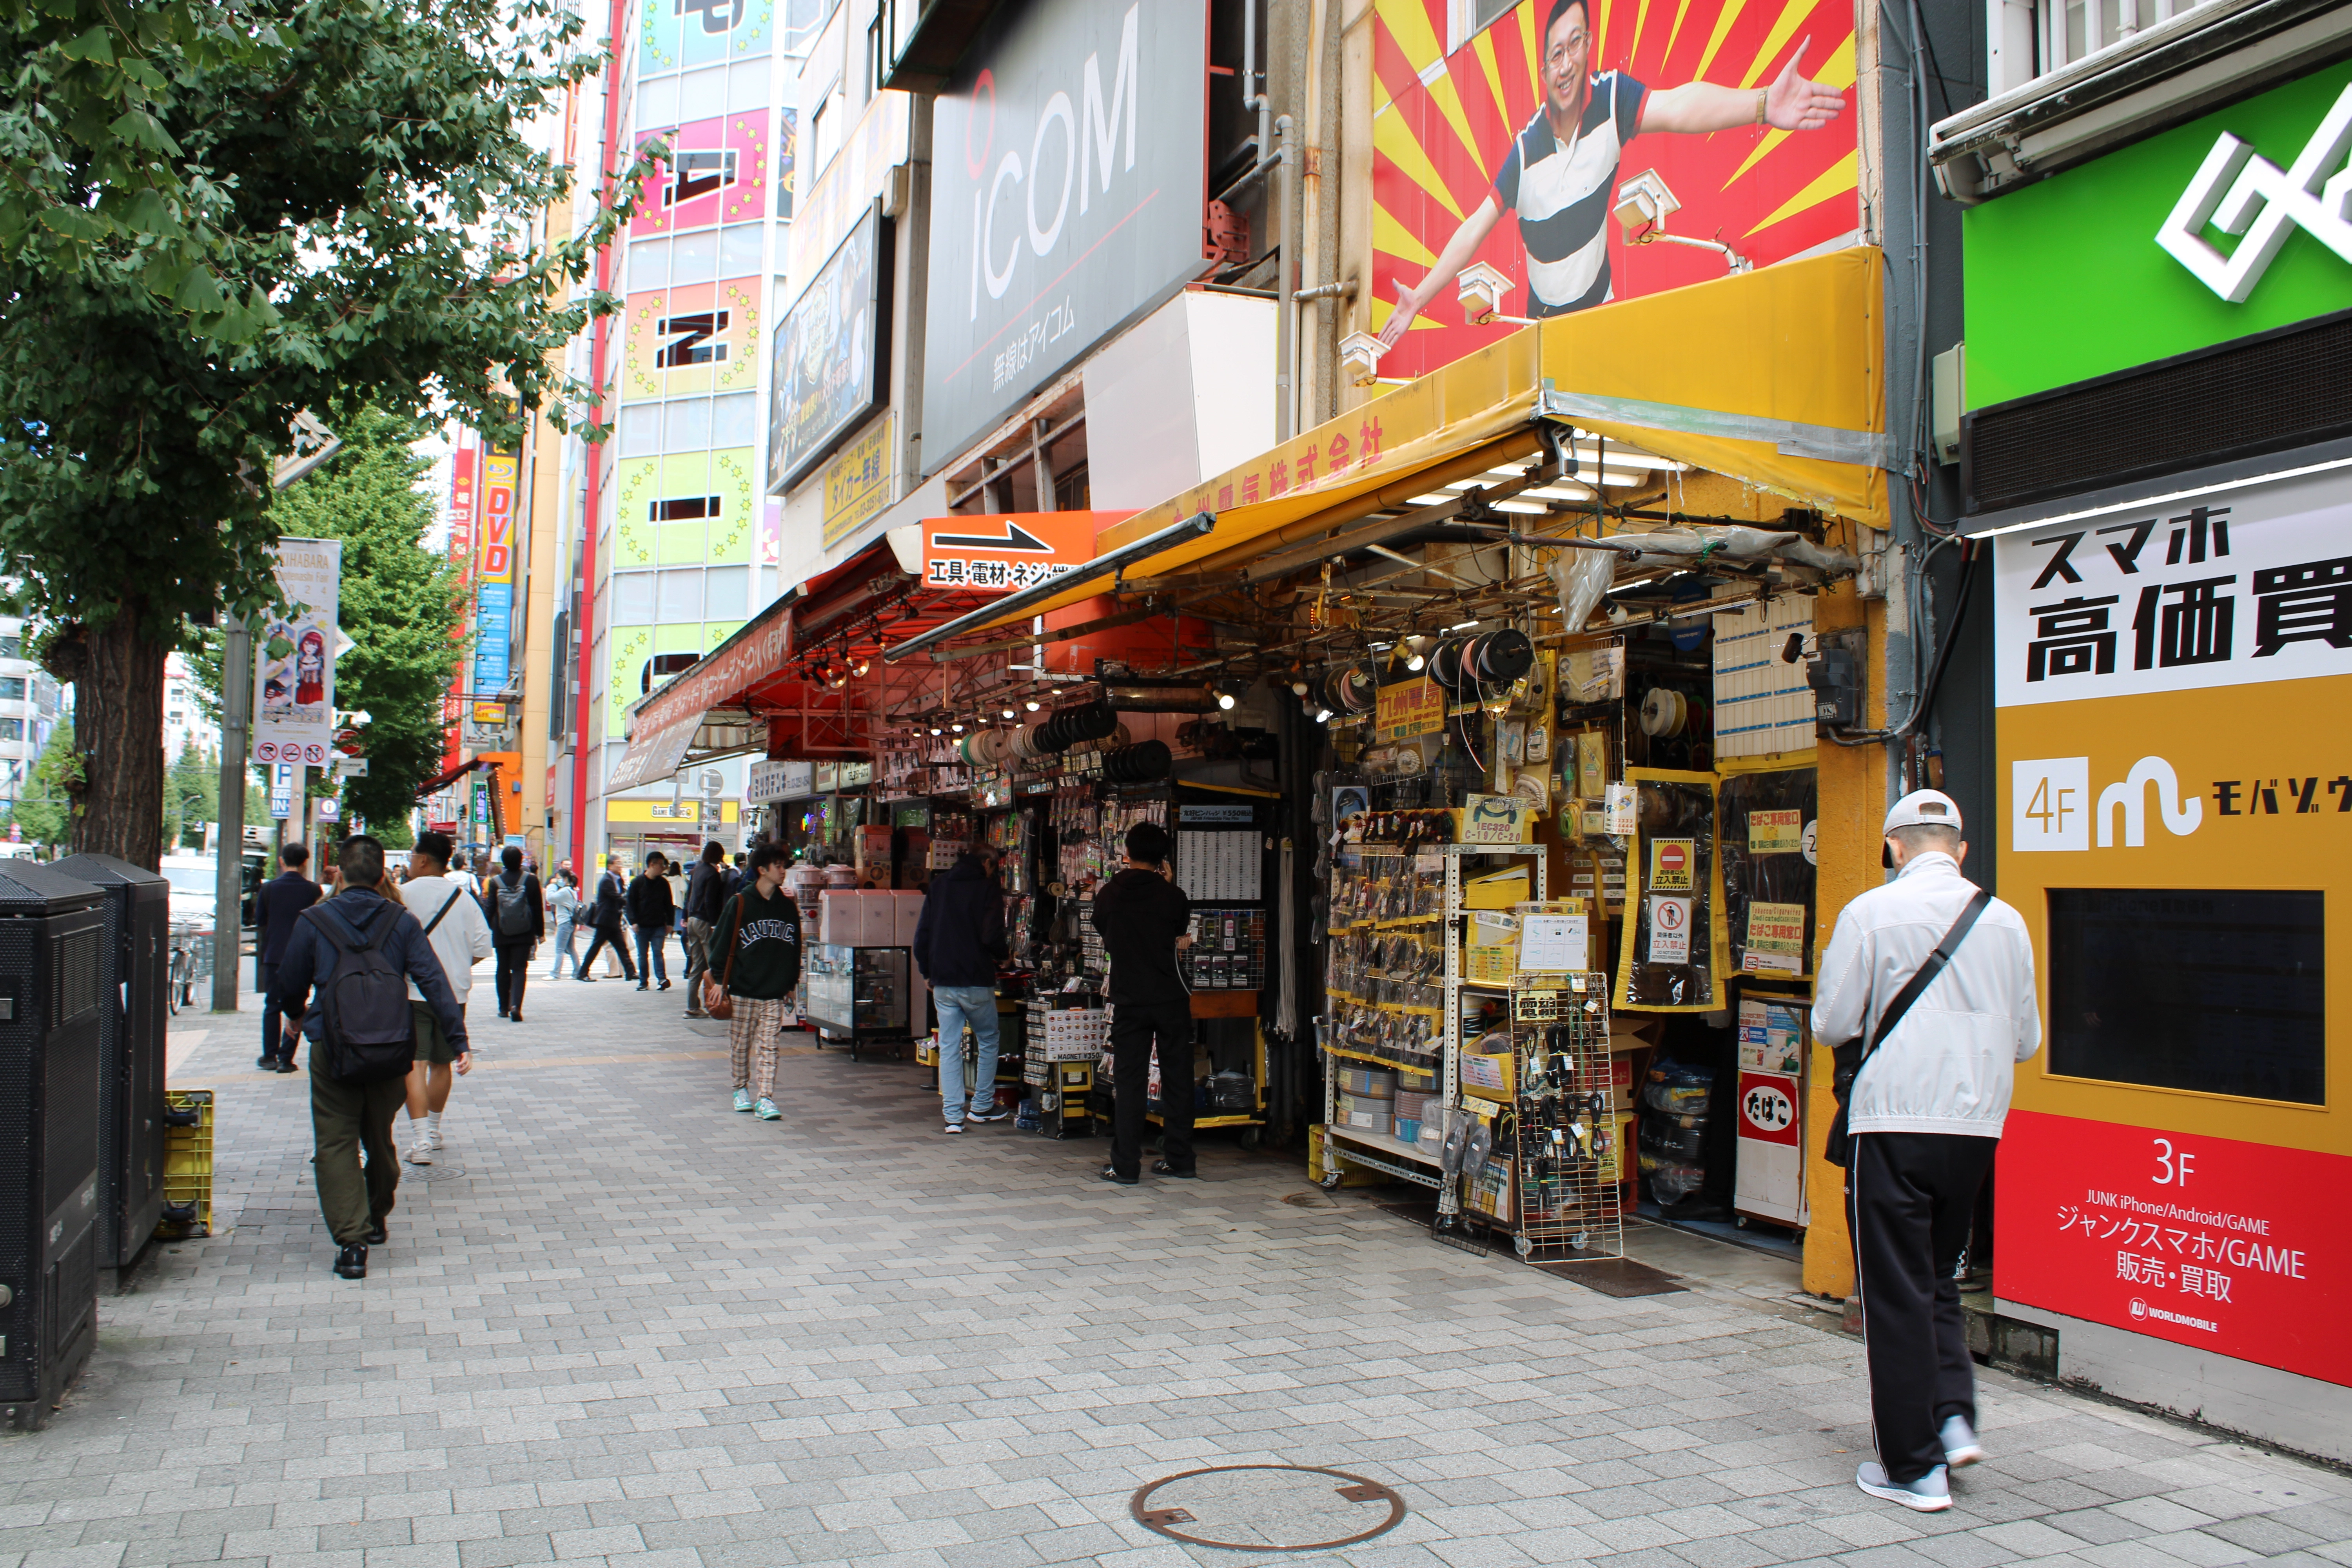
top-left (1492, 72), bottom-right (1649, 316)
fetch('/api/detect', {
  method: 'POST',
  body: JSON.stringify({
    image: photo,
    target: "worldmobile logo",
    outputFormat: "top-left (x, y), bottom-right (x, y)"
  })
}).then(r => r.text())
top-left (2130, 1297), bottom-right (2148, 1320)
top-left (2013, 755), bottom-right (2202, 853)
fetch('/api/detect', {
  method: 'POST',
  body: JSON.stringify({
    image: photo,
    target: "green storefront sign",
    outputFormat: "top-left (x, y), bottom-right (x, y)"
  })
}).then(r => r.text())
top-left (1964, 59), bottom-right (2352, 409)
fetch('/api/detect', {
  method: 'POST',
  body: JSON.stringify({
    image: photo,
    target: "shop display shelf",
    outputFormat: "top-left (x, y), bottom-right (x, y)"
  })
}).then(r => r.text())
top-left (1327, 1122), bottom-right (1440, 1167)
top-left (1323, 1126), bottom-right (1441, 1189)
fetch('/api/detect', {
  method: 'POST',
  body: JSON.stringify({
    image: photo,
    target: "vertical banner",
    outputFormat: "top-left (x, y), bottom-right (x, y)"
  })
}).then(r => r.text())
top-left (446, 437), bottom-right (480, 770)
top-left (474, 442), bottom-right (520, 699)
top-left (250, 537), bottom-right (343, 768)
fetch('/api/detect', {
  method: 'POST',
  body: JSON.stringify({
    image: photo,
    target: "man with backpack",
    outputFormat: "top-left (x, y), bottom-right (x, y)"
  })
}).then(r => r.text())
top-left (488, 844), bottom-right (544, 1022)
top-left (397, 831), bottom-right (494, 1166)
top-left (270, 835), bottom-right (472, 1280)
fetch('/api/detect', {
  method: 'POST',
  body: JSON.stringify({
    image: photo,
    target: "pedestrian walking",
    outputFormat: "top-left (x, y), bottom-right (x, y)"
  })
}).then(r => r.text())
top-left (269, 834), bottom-right (469, 1280)
top-left (578, 857), bottom-right (637, 982)
top-left (914, 847), bottom-right (1009, 1133)
top-left (253, 842), bottom-right (319, 1072)
top-left (629, 851), bottom-right (677, 990)
top-left (681, 840), bottom-right (728, 1018)
top-left (396, 831), bottom-right (494, 1166)
top-left (487, 845), bottom-right (544, 1022)
top-left (1813, 789), bottom-right (2040, 1513)
top-left (707, 842), bottom-right (803, 1121)
top-left (545, 868), bottom-right (582, 978)
top-left (1090, 821), bottom-right (1196, 1185)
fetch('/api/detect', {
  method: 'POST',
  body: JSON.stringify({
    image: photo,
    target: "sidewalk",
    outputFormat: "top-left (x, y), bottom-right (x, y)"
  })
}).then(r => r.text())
top-left (2, 964), bottom-right (2345, 1568)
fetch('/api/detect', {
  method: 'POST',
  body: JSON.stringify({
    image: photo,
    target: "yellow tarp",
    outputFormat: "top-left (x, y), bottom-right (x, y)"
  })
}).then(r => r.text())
top-left (970, 247), bottom-right (1887, 634)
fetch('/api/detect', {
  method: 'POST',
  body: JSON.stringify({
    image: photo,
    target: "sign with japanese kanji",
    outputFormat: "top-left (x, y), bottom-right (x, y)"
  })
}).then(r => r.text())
top-left (1374, 675), bottom-right (1443, 740)
top-left (919, 511), bottom-right (1113, 593)
top-left (1994, 465), bottom-right (2352, 709)
top-left (1645, 895), bottom-right (1692, 963)
top-left (1648, 838), bottom-right (1695, 891)
top-left (1998, 1111), bottom-right (2347, 1386)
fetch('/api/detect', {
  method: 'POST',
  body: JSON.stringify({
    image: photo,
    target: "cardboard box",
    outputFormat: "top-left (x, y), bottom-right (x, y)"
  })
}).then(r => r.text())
top-left (1599, 1112), bottom-right (1638, 1183)
top-left (1463, 910), bottom-right (1519, 983)
top-left (1395, 1116), bottom-right (1422, 1145)
top-left (1610, 1053), bottom-right (1636, 1112)
top-left (1336, 1067), bottom-right (1397, 1099)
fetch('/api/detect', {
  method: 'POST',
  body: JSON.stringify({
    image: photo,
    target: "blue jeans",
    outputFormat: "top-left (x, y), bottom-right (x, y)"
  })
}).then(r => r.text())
top-left (635, 924), bottom-right (669, 983)
top-left (546, 915), bottom-right (577, 977)
top-left (934, 985), bottom-right (1001, 1123)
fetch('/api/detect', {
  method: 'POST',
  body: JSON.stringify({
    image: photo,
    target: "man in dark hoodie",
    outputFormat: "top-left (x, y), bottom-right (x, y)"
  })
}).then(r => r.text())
top-left (913, 848), bottom-right (1009, 1133)
top-left (1090, 821), bottom-right (1196, 1185)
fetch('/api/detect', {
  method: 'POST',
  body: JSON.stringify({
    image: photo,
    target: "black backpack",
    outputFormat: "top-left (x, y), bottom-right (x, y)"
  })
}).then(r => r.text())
top-left (493, 873), bottom-right (534, 936)
top-left (306, 899), bottom-right (418, 1082)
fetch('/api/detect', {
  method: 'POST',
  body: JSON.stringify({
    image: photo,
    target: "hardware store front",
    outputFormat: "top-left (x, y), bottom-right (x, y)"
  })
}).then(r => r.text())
top-left (1949, 55), bottom-right (2352, 1460)
top-left (886, 250), bottom-right (1898, 1276)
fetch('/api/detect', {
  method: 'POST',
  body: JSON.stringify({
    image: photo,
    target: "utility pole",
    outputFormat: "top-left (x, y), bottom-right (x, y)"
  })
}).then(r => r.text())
top-left (212, 618), bottom-right (251, 1013)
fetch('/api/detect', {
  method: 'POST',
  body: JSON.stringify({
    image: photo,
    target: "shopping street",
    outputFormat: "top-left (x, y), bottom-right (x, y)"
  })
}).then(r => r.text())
top-left (2, 973), bottom-right (2345, 1568)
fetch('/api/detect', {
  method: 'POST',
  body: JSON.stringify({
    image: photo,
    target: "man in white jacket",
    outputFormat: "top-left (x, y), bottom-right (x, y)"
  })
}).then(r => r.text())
top-left (397, 831), bottom-right (495, 1165)
top-left (1813, 790), bottom-right (2041, 1514)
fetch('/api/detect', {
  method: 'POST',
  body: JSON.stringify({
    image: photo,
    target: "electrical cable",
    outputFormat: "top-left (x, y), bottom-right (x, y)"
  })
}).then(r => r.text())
top-left (1825, 536), bottom-right (1976, 746)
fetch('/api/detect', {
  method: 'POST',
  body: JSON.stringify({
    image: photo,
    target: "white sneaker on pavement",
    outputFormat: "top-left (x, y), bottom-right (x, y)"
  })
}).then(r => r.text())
top-left (1856, 1463), bottom-right (1951, 1512)
top-left (1940, 1415), bottom-right (1984, 1468)
top-left (404, 1139), bottom-right (434, 1165)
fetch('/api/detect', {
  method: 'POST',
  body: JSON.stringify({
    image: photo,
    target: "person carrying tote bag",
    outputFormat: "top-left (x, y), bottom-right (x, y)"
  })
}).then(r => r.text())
top-left (707, 843), bottom-right (804, 1121)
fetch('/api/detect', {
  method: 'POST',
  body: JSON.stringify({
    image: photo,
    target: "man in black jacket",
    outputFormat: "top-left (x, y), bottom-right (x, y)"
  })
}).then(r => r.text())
top-left (486, 846), bottom-right (544, 1022)
top-left (628, 851), bottom-right (677, 990)
top-left (681, 840), bottom-right (728, 1018)
top-left (1091, 821), bottom-right (1196, 1184)
top-left (913, 849), bottom-right (1008, 1132)
top-left (272, 835), bottom-right (470, 1279)
top-left (578, 857), bottom-right (637, 982)
top-left (254, 842), bottom-right (320, 1071)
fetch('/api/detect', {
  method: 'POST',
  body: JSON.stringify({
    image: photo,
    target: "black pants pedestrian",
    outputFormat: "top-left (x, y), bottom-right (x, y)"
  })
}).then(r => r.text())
top-left (579, 920), bottom-right (636, 980)
top-left (494, 938), bottom-right (532, 1015)
top-left (1849, 1131), bottom-right (1999, 1482)
top-left (258, 959), bottom-right (290, 1064)
top-left (1110, 999), bottom-right (1195, 1179)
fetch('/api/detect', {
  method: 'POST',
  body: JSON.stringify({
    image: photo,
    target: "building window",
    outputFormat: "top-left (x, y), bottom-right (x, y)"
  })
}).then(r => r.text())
top-left (0, 719), bottom-right (21, 741)
top-left (0, 677), bottom-right (24, 701)
top-left (0, 635), bottom-right (19, 658)
top-left (641, 652), bottom-right (701, 693)
top-left (653, 310), bottom-right (731, 368)
top-left (2047, 887), bottom-right (2323, 1105)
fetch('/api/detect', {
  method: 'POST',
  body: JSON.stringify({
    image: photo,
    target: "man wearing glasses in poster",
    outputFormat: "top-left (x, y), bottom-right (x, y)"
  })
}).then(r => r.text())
top-left (1377, 0), bottom-right (1847, 343)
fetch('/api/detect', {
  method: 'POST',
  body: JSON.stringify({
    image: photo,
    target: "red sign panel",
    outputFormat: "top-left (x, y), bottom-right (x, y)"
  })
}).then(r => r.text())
top-left (918, 511), bottom-right (1121, 593)
top-left (1996, 1111), bottom-right (2347, 1387)
top-left (1736, 1071), bottom-right (1798, 1147)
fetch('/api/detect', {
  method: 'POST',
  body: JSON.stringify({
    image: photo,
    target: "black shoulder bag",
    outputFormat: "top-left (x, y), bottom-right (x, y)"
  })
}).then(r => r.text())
top-left (1822, 887), bottom-right (1992, 1168)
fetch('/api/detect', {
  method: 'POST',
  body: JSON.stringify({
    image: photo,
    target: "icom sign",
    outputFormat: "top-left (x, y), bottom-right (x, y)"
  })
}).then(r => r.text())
top-left (923, 0), bottom-right (1208, 469)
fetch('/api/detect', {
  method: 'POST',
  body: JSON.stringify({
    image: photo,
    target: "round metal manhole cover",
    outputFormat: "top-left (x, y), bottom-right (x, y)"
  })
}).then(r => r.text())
top-left (410, 1163), bottom-right (466, 1183)
top-left (1130, 1464), bottom-right (1405, 1552)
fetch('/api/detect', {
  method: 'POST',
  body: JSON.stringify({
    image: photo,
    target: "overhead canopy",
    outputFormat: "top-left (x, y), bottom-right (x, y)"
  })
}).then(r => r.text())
top-left (966, 247), bottom-right (1889, 633)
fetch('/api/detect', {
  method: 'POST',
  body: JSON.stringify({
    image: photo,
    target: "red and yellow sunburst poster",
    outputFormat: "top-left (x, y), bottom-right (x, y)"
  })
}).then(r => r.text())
top-left (1371, 0), bottom-right (1860, 378)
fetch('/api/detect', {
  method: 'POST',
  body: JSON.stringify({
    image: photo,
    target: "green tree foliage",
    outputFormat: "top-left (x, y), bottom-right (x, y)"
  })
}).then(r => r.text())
top-left (267, 407), bottom-right (465, 828)
top-left (163, 735), bottom-right (212, 849)
top-left (0, 0), bottom-right (649, 867)
top-left (0, 717), bottom-right (77, 847)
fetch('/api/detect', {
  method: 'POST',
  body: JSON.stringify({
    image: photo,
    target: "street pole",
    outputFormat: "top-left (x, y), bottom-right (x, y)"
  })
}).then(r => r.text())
top-left (212, 617), bottom-right (251, 1013)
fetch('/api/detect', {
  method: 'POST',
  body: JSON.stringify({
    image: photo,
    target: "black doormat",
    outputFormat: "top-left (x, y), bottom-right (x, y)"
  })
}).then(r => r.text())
top-left (1530, 1256), bottom-right (1688, 1297)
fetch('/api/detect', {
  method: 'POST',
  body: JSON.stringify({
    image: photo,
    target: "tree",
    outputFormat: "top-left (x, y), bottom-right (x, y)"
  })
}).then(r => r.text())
top-left (163, 736), bottom-right (212, 850)
top-left (0, 0), bottom-right (649, 869)
top-left (0, 717), bottom-right (78, 848)
top-left (266, 407), bottom-right (466, 827)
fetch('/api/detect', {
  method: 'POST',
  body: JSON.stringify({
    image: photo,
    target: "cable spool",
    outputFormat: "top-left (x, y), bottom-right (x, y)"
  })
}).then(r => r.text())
top-left (1429, 637), bottom-right (1469, 691)
top-left (1082, 700), bottom-right (1120, 741)
top-left (977, 728), bottom-right (1016, 766)
top-left (1013, 723), bottom-right (1047, 761)
top-left (1471, 627), bottom-right (1533, 686)
top-left (1638, 687), bottom-right (1688, 737)
top-left (1322, 662), bottom-right (1376, 716)
top-left (1102, 740), bottom-right (1171, 783)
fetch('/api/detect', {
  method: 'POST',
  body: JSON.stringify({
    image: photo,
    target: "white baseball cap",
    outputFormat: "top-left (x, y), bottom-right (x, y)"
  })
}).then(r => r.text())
top-left (1883, 788), bottom-right (1963, 866)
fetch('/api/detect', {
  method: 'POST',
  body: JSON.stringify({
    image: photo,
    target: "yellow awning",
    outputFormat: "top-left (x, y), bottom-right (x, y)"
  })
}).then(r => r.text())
top-left (971, 247), bottom-right (1887, 633)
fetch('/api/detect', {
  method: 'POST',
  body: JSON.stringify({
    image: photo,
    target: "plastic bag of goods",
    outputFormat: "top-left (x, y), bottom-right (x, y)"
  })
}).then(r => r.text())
top-left (1639, 1150), bottom-right (1707, 1205)
top-left (1643, 1056), bottom-right (1713, 1118)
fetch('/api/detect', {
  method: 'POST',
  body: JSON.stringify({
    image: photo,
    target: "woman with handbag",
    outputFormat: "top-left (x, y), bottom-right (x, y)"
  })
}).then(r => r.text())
top-left (706, 842), bottom-right (804, 1120)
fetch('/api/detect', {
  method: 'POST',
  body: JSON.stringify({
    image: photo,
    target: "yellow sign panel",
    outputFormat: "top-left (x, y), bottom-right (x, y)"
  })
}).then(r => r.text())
top-left (1374, 676), bottom-right (1443, 740)
top-left (821, 414), bottom-right (894, 548)
top-left (1648, 838), bottom-right (1696, 891)
top-left (1742, 901), bottom-right (1808, 973)
top-left (1748, 809), bottom-right (1804, 853)
top-left (604, 799), bottom-right (741, 825)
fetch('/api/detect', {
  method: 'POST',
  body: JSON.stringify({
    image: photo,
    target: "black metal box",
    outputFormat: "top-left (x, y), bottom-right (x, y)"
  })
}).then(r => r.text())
top-left (53, 854), bottom-right (170, 1275)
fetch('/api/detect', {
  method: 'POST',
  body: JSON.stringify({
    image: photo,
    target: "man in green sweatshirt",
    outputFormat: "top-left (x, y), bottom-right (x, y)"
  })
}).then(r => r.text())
top-left (706, 841), bottom-right (804, 1120)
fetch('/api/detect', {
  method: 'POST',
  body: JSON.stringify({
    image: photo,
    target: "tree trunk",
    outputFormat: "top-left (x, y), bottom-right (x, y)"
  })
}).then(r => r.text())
top-left (65, 616), bottom-right (168, 870)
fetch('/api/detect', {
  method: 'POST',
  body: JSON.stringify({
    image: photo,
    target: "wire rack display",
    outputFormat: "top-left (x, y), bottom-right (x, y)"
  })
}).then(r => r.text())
top-left (1510, 974), bottom-right (1623, 1261)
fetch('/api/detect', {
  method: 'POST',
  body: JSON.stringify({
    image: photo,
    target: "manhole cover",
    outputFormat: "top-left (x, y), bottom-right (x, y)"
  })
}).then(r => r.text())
top-left (410, 1163), bottom-right (466, 1183)
top-left (1130, 1465), bottom-right (1404, 1552)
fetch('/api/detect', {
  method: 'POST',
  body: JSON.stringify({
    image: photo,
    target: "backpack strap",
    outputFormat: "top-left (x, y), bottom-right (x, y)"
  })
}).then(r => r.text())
top-left (423, 886), bottom-right (463, 935)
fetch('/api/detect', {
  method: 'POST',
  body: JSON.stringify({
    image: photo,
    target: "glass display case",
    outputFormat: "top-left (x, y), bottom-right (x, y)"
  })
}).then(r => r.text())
top-left (804, 944), bottom-right (912, 1041)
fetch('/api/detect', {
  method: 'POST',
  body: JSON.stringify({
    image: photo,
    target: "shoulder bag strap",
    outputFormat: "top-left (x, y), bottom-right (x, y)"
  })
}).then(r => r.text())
top-left (720, 894), bottom-right (744, 987)
top-left (422, 886), bottom-right (463, 936)
top-left (1858, 887), bottom-right (1993, 1071)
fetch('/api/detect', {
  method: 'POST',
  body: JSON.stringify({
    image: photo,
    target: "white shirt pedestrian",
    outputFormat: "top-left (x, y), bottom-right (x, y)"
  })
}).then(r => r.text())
top-left (400, 872), bottom-right (494, 1004)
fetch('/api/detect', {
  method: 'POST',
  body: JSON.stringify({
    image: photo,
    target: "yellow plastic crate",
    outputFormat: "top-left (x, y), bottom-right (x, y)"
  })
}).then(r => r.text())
top-left (156, 1089), bottom-right (214, 1240)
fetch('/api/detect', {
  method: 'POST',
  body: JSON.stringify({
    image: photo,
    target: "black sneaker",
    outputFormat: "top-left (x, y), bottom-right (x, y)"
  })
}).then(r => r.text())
top-left (1099, 1165), bottom-right (1139, 1186)
top-left (256, 1056), bottom-right (278, 1070)
top-left (635, 982), bottom-right (649, 991)
top-left (334, 1243), bottom-right (368, 1279)
top-left (967, 1108), bottom-right (1010, 1124)
top-left (276, 1059), bottom-right (298, 1074)
top-left (1151, 1161), bottom-right (1199, 1179)
top-left (365, 1219), bottom-right (388, 1245)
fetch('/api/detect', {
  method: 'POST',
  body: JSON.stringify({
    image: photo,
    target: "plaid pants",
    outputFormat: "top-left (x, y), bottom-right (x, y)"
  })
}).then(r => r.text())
top-left (728, 995), bottom-right (792, 1100)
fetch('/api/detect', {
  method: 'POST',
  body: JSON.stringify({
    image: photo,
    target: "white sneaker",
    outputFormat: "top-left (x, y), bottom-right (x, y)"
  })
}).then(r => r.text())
top-left (1940, 1415), bottom-right (1984, 1468)
top-left (404, 1138), bottom-right (434, 1166)
top-left (1856, 1462), bottom-right (1951, 1512)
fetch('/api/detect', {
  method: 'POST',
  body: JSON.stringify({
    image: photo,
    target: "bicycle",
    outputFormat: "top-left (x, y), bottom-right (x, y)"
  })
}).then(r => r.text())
top-left (167, 920), bottom-right (200, 1015)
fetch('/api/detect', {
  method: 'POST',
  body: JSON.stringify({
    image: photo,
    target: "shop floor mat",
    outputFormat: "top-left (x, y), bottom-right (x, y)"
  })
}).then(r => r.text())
top-left (1530, 1256), bottom-right (1688, 1297)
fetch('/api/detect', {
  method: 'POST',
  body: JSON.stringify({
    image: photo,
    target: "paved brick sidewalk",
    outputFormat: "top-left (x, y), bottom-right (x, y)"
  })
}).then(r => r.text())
top-left (4, 966), bottom-right (2346, 1568)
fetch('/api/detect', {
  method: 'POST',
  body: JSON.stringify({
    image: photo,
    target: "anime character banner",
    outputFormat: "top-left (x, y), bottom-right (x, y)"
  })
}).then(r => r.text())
top-left (250, 537), bottom-right (342, 769)
top-left (1370, 0), bottom-right (1859, 377)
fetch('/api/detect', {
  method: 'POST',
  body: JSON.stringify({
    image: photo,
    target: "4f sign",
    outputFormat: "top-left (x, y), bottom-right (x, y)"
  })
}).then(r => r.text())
top-left (2158, 80), bottom-right (2352, 303)
top-left (2014, 755), bottom-right (2203, 851)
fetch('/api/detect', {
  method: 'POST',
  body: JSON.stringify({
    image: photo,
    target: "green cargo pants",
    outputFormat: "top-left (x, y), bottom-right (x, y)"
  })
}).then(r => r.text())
top-left (309, 1051), bottom-right (406, 1245)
